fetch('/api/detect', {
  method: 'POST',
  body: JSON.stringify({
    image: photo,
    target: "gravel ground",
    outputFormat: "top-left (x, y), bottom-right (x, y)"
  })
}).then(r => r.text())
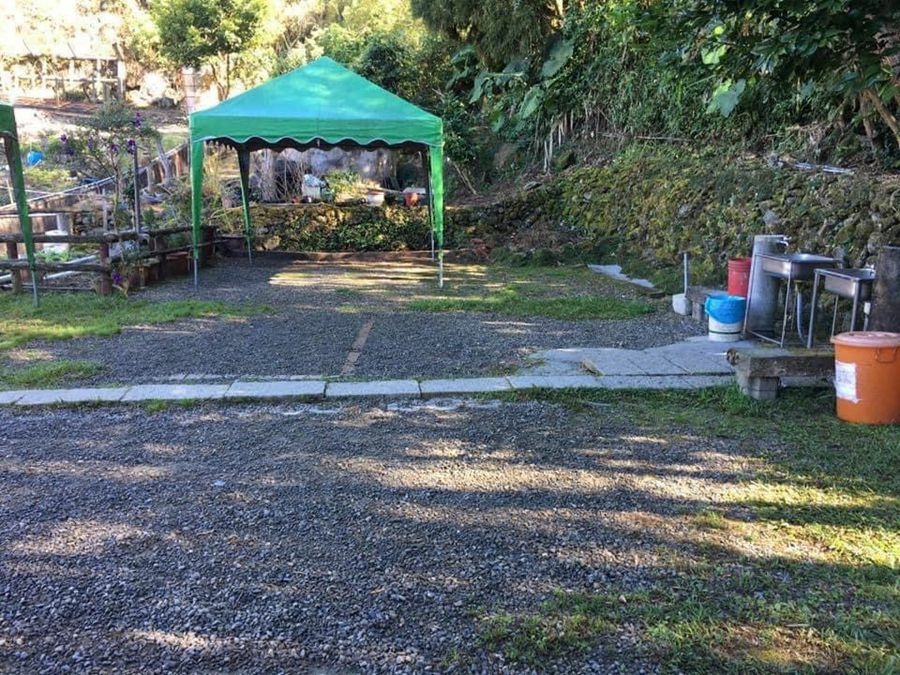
top-left (0, 399), bottom-right (751, 673)
top-left (38, 258), bottom-right (703, 385)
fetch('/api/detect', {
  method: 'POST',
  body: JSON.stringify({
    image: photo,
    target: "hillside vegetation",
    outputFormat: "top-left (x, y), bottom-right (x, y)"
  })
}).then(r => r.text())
top-left (4, 1), bottom-right (899, 276)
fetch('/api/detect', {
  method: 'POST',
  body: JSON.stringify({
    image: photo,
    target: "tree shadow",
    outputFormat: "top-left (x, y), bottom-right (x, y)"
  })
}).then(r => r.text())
top-left (0, 396), bottom-right (895, 672)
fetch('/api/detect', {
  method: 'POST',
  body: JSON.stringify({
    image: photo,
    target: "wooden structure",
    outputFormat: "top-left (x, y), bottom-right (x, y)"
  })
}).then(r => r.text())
top-left (0, 43), bottom-right (125, 103)
top-left (727, 348), bottom-right (835, 400)
top-left (0, 224), bottom-right (216, 296)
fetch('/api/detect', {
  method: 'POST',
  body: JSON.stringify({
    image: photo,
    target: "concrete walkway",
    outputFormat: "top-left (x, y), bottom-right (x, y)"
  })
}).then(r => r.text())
top-left (0, 337), bottom-right (746, 407)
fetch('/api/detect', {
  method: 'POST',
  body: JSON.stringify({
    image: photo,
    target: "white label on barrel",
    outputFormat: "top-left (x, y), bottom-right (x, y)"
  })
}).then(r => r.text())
top-left (834, 361), bottom-right (859, 403)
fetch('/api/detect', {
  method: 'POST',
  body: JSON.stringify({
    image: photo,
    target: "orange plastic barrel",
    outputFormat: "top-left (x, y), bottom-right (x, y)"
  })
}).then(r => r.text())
top-left (727, 257), bottom-right (752, 297)
top-left (831, 332), bottom-right (900, 424)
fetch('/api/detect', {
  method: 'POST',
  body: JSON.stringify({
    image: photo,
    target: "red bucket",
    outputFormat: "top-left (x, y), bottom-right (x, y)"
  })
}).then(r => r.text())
top-left (727, 257), bottom-right (752, 297)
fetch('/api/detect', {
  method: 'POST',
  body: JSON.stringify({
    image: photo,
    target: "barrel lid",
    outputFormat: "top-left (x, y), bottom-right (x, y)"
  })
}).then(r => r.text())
top-left (831, 331), bottom-right (900, 348)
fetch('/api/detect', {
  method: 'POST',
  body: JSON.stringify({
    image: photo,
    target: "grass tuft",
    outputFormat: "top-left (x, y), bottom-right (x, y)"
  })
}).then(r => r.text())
top-left (409, 289), bottom-right (652, 320)
top-left (0, 294), bottom-right (264, 352)
top-left (0, 360), bottom-right (106, 389)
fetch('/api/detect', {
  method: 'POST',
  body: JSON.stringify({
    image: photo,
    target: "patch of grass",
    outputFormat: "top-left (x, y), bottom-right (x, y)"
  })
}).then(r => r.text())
top-left (401, 262), bottom-right (658, 320)
top-left (409, 288), bottom-right (652, 320)
top-left (0, 360), bottom-right (106, 389)
top-left (143, 398), bottom-right (199, 413)
top-left (481, 602), bottom-right (609, 666)
top-left (479, 385), bottom-right (899, 671)
top-left (0, 294), bottom-right (263, 351)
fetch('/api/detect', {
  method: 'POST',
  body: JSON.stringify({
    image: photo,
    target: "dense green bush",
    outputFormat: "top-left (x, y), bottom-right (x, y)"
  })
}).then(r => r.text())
top-left (216, 204), bottom-right (433, 252)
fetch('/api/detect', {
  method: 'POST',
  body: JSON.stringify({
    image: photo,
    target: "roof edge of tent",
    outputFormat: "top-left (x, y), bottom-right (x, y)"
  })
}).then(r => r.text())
top-left (190, 134), bottom-right (443, 148)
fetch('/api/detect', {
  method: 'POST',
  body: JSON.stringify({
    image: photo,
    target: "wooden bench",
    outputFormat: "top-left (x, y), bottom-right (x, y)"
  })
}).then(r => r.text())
top-left (726, 347), bottom-right (835, 400)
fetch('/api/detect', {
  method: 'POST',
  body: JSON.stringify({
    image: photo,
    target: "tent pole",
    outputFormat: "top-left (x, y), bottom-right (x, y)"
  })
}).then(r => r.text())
top-left (422, 148), bottom-right (434, 261)
top-left (3, 134), bottom-right (39, 306)
top-left (190, 140), bottom-right (205, 289)
top-left (237, 146), bottom-right (253, 265)
top-left (428, 145), bottom-right (445, 289)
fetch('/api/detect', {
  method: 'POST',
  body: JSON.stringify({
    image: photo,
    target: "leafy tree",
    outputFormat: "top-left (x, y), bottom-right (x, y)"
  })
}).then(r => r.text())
top-left (356, 33), bottom-right (416, 99)
top-left (151, 0), bottom-right (268, 99)
top-left (410, 0), bottom-right (566, 70)
top-left (674, 0), bottom-right (900, 150)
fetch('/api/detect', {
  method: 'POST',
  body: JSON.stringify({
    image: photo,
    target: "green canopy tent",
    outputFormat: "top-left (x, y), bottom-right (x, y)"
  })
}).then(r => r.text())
top-left (188, 56), bottom-right (446, 286)
top-left (0, 102), bottom-right (39, 305)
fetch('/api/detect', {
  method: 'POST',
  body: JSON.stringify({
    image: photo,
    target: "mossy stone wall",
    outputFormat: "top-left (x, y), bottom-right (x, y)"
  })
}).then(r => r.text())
top-left (216, 203), bottom-right (433, 252)
top-left (215, 153), bottom-right (899, 287)
top-left (453, 152), bottom-right (900, 284)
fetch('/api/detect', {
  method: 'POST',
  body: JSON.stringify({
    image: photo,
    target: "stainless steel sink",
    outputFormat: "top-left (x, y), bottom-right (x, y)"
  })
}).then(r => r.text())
top-left (820, 268), bottom-right (876, 301)
top-left (759, 253), bottom-right (838, 281)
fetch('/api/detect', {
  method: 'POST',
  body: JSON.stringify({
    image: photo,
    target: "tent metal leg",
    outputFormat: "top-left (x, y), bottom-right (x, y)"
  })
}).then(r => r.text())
top-left (193, 257), bottom-right (199, 288)
top-left (31, 277), bottom-right (39, 306)
top-left (438, 253), bottom-right (444, 288)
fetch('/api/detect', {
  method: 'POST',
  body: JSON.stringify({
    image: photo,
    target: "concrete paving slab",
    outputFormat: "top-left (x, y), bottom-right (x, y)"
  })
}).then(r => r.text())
top-left (650, 350), bottom-right (733, 375)
top-left (225, 380), bottom-right (326, 399)
top-left (578, 349), bottom-right (648, 375)
top-left (587, 264), bottom-right (655, 288)
top-left (420, 377), bottom-right (511, 395)
top-left (533, 348), bottom-right (602, 364)
top-left (121, 384), bottom-right (230, 402)
top-left (14, 388), bottom-right (126, 405)
top-left (326, 380), bottom-right (420, 398)
top-left (629, 355), bottom-right (689, 375)
top-left (14, 389), bottom-right (76, 405)
top-left (0, 390), bottom-right (27, 405)
top-left (507, 375), bottom-right (606, 390)
top-left (597, 375), bottom-right (732, 389)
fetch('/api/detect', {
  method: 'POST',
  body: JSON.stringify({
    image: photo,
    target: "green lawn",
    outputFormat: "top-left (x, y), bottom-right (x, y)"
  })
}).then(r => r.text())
top-left (0, 293), bottom-right (263, 352)
top-left (480, 387), bottom-right (899, 673)
top-left (408, 264), bottom-right (656, 320)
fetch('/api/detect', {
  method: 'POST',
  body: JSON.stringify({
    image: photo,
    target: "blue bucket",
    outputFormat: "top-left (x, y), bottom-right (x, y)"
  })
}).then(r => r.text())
top-left (25, 150), bottom-right (44, 166)
top-left (705, 293), bottom-right (746, 324)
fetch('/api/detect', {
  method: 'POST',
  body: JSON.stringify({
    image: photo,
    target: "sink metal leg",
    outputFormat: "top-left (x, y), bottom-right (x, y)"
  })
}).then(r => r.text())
top-left (832, 296), bottom-right (839, 339)
top-left (779, 275), bottom-right (794, 348)
top-left (850, 292), bottom-right (860, 332)
top-left (807, 274), bottom-right (820, 349)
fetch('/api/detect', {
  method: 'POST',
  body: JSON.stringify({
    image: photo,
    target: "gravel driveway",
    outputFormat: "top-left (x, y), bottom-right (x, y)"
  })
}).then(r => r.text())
top-left (0, 399), bottom-right (750, 673)
top-left (39, 258), bottom-right (702, 385)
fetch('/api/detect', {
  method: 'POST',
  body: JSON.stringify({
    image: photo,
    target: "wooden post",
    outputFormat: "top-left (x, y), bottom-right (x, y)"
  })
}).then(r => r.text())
top-left (114, 44), bottom-right (127, 100)
top-left (154, 234), bottom-right (167, 280)
top-left (869, 246), bottom-right (900, 332)
top-left (98, 241), bottom-right (112, 296)
top-left (5, 241), bottom-right (22, 294)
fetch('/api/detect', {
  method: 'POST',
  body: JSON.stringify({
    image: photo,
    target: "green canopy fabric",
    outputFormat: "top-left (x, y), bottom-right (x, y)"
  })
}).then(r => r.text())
top-left (1, 102), bottom-right (38, 304)
top-left (189, 56), bottom-right (445, 285)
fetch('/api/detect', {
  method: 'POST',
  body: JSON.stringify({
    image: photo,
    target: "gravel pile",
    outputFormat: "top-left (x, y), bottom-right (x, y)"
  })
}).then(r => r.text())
top-left (39, 258), bottom-right (703, 385)
top-left (0, 399), bottom-right (750, 673)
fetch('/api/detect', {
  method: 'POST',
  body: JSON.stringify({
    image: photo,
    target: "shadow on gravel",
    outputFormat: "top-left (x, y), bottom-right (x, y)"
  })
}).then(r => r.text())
top-left (36, 257), bottom-right (702, 385)
top-left (0, 398), bottom-right (894, 673)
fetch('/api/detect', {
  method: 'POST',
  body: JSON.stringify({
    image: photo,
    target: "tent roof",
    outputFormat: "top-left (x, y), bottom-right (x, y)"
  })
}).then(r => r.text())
top-left (189, 57), bottom-right (442, 149)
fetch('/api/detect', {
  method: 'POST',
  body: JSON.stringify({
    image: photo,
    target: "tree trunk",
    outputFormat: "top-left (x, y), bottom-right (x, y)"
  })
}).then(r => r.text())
top-left (155, 136), bottom-right (172, 184)
top-left (259, 150), bottom-right (277, 202)
top-left (865, 88), bottom-right (900, 150)
top-left (181, 67), bottom-right (198, 113)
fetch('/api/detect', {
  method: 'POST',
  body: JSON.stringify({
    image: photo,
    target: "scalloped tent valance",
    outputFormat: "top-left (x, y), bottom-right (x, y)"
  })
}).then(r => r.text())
top-left (188, 57), bottom-right (445, 285)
